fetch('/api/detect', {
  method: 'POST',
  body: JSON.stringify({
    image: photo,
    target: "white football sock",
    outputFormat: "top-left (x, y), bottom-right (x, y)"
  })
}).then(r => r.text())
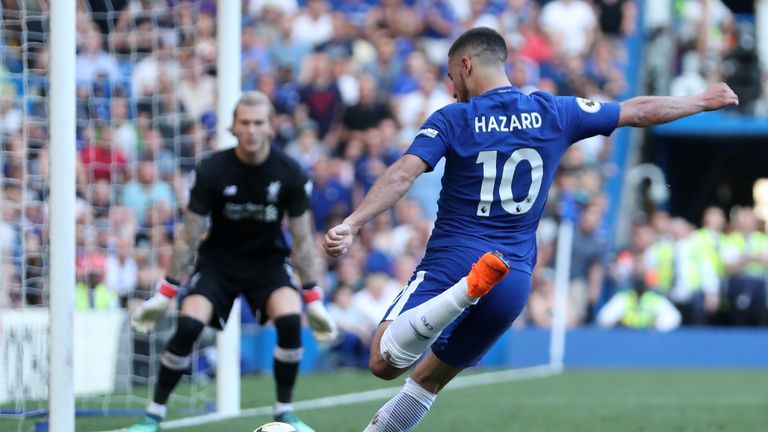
top-left (380, 277), bottom-right (475, 368)
top-left (146, 402), bottom-right (167, 419)
top-left (363, 378), bottom-right (436, 432)
top-left (274, 401), bottom-right (293, 416)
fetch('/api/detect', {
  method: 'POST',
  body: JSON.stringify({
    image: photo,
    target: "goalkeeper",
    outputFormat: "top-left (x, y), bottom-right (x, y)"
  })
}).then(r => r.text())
top-left (128, 91), bottom-right (336, 432)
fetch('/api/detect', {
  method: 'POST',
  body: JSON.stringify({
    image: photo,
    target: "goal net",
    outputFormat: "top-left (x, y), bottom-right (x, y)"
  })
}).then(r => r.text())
top-left (0, 1), bottom-right (222, 430)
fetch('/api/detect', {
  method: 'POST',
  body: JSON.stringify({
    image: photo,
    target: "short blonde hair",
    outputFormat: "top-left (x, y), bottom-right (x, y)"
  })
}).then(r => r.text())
top-left (232, 91), bottom-right (275, 121)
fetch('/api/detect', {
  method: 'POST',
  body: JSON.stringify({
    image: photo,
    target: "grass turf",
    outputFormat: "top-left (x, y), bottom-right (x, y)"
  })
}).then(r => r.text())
top-left (3, 370), bottom-right (766, 432)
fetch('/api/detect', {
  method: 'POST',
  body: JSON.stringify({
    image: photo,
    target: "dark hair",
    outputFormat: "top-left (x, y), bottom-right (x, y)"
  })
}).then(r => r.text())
top-left (448, 27), bottom-right (508, 65)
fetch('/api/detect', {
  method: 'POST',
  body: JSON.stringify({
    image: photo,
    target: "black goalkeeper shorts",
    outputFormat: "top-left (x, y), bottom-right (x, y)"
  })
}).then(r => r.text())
top-left (185, 256), bottom-right (299, 329)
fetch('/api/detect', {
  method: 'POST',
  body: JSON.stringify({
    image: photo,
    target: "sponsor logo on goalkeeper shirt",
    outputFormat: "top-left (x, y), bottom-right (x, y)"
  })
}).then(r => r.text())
top-left (223, 202), bottom-right (279, 222)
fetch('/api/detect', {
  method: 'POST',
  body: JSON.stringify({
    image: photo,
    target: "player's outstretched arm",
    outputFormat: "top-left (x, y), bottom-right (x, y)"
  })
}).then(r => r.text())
top-left (323, 154), bottom-right (428, 257)
top-left (618, 82), bottom-right (739, 128)
top-left (130, 211), bottom-right (208, 333)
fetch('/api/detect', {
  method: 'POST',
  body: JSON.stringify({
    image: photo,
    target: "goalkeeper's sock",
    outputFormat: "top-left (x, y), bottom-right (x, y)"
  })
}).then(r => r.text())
top-left (273, 315), bottom-right (302, 404)
top-left (274, 401), bottom-right (293, 417)
top-left (146, 402), bottom-right (166, 420)
top-left (363, 378), bottom-right (436, 432)
top-left (153, 363), bottom-right (185, 406)
top-left (379, 277), bottom-right (475, 369)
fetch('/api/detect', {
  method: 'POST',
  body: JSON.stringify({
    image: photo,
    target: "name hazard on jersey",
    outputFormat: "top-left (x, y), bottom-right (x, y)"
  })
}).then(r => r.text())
top-left (474, 112), bottom-right (542, 133)
top-left (224, 202), bottom-right (279, 222)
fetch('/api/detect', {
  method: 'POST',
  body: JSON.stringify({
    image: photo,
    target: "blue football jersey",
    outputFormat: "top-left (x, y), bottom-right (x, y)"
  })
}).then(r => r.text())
top-left (406, 86), bottom-right (620, 273)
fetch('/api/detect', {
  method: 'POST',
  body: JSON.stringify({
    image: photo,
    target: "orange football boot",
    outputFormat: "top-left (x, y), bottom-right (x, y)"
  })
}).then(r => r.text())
top-left (466, 251), bottom-right (511, 298)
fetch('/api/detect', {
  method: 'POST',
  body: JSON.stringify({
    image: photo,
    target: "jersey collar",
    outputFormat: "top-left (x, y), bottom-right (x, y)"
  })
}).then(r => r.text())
top-left (476, 86), bottom-right (522, 99)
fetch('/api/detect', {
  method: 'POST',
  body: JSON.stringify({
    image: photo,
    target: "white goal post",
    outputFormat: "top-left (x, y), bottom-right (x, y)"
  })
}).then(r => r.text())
top-left (214, 0), bottom-right (242, 417)
top-left (49, 1), bottom-right (76, 432)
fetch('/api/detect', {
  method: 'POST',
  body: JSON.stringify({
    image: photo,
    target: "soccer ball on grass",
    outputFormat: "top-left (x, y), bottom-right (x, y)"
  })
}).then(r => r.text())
top-left (252, 422), bottom-right (298, 432)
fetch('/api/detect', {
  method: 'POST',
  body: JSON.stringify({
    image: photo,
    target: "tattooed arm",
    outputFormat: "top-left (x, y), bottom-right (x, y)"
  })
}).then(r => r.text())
top-left (288, 210), bottom-right (321, 286)
top-left (130, 210), bottom-right (208, 333)
top-left (167, 211), bottom-right (209, 283)
top-left (290, 209), bottom-right (338, 342)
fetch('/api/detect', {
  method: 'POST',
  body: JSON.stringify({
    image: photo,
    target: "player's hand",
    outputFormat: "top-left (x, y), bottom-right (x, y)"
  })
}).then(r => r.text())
top-left (323, 223), bottom-right (354, 257)
top-left (130, 279), bottom-right (179, 334)
top-left (699, 82), bottom-right (739, 111)
top-left (303, 287), bottom-right (339, 343)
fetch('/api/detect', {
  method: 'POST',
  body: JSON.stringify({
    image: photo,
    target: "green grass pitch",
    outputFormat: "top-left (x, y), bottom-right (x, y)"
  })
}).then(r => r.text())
top-left (3, 370), bottom-right (766, 431)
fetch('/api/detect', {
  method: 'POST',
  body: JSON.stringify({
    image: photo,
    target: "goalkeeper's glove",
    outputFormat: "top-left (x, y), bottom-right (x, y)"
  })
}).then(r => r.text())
top-left (130, 278), bottom-right (179, 334)
top-left (302, 284), bottom-right (338, 344)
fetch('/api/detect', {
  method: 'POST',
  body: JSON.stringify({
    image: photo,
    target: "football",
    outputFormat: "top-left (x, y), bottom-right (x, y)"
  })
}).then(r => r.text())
top-left (252, 422), bottom-right (298, 432)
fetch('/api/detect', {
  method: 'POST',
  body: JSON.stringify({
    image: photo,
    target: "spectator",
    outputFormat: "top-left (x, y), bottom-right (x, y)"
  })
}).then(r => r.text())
top-left (667, 217), bottom-right (720, 325)
top-left (670, 51), bottom-right (708, 97)
top-left (79, 124), bottom-right (128, 183)
top-left (527, 268), bottom-right (582, 328)
top-left (463, 0), bottom-right (498, 31)
top-left (299, 53), bottom-right (343, 138)
top-left (498, 0), bottom-right (534, 38)
top-left (592, 0), bottom-right (636, 39)
top-left (310, 156), bottom-right (353, 232)
top-left (597, 254), bottom-right (682, 331)
top-left (419, 0), bottom-right (459, 66)
top-left (0, 92), bottom-right (22, 135)
top-left (0, 195), bottom-right (21, 307)
top-left (89, 178), bottom-right (113, 221)
top-left (105, 234), bottom-right (138, 307)
top-left (178, 54), bottom-right (216, 122)
top-left (335, 0), bottom-right (371, 31)
top-left (721, 207), bottom-right (768, 326)
top-left (76, 30), bottom-right (122, 84)
top-left (291, 0), bottom-right (334, 48)
top-left (569, 203), bottom-right (608, 323)
top-left (539, 0), bottom-right (597, 56)
top-left (327, 285), bottom-right (374, 369)
top-left (76, 252), bottom-right (118, 311)
top-left (287, 124), bottom-right (325, 171)
top-left (341, 74), bottom-right (391, 136)
top-left (366, 0), bottom-right (422, 38)
top-left (120, 158), bottom-right (175, 226)
top-left (693, 207), bottom-right (727, 290)
top-left (131, 39), bottom-right (181, 101)
top-left (362, 35), bottom-right (403, 93)
top-left (269, 16), bottom-right (313, 77)
top-left (241, 28), bottom-right (273, 90)
top-left (394, 67), bottom-right (453, 132)
top-left (110, 96), bottom-right (138, 161)
top-left (350, 273), bottom-right (400, 330)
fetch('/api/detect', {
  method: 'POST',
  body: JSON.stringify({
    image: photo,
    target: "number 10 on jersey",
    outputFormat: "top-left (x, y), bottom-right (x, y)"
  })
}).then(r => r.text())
top-left (475, 148), bottom-right (544, 217)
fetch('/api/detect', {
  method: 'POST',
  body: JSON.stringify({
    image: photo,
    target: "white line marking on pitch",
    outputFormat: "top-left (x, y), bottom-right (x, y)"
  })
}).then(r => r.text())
top-left (97, 364), bottom-right (558, 431)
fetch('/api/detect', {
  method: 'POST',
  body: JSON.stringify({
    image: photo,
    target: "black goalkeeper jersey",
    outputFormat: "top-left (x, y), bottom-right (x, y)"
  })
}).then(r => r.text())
top-left (188, 147), bottom-right (311, 269)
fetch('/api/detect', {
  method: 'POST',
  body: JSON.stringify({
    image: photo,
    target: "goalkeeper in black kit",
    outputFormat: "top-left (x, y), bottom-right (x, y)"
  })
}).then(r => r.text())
top-left (127, 91), bottom-right (336, 432)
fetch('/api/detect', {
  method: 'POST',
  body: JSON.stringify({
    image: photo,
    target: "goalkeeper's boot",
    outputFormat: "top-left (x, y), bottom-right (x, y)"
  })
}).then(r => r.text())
top-left (275, 411), bottom-right (316, 432)
top-left (127, 415), bottom-right (161, 432)
top-left (466, 251), bottom-right (510, 298)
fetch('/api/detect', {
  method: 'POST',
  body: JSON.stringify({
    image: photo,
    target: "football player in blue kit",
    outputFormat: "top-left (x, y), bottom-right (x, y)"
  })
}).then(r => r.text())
top-left (324, 27), bottom-right (738, 431)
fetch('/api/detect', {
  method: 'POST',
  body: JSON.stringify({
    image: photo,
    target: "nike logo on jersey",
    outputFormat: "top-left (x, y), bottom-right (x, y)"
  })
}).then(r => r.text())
top-left (223, 185), bottom-right (238, 196)
top-left (474, 112), bottom-right (542, 133)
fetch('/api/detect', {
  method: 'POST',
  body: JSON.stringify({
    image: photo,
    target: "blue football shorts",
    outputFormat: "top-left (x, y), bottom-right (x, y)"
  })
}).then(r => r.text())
top-left (381, 246), bottom-right (532, 368)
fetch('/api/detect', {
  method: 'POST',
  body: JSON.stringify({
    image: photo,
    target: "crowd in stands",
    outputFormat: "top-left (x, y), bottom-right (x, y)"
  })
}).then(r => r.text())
top-left (664, 0), bottom-right (767, 116)
top-left (0, 0), bottom-right (766, 370)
